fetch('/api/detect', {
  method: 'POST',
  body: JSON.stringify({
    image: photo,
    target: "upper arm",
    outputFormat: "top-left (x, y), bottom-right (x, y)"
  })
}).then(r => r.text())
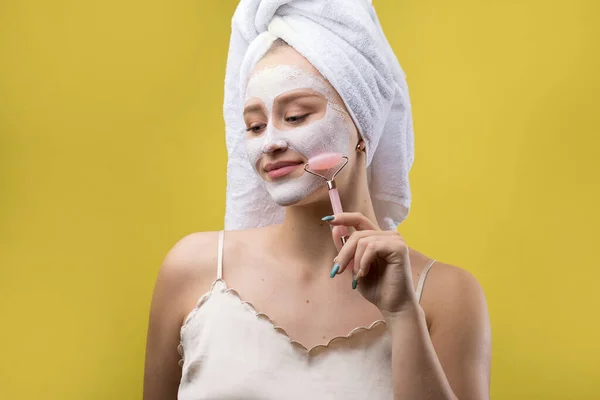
top-left (426, 265), bottom-right (492, 400)
top-left (143, 232), bottom-right (218, 400)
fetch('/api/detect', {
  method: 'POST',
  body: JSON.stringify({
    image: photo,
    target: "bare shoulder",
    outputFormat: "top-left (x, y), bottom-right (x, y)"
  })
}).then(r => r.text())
top-left (160, 231), bottom-right (221, 283)
top-left (157, 228), bottom-right (272, 315)
top-left (143, 231), bottom-right (222, 399)
top-left (420, 259), bottom-right (490, 331)
top-left (416, 258), bottom-right (492, 396)
top-left (155, 231), bottom-right (223, 322)
top-left (160, 227), bottom-right (272, 282)
top-left (425, 261), bottom-right (485, 300)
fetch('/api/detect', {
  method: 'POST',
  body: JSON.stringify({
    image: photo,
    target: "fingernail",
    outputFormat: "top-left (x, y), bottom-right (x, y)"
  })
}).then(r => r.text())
top-left (330, 263), bottom-right (340, 278)
top-left (321, 215), bottom-right (335, 221)
top-left (356, 268), bottom-right (364, 279)
top-left (352, 277), bottom-right (359, 290)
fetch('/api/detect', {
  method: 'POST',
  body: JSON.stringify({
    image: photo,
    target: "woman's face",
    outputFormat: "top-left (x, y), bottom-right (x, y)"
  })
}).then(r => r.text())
top-left (243, 45), bottom-right (360, 206)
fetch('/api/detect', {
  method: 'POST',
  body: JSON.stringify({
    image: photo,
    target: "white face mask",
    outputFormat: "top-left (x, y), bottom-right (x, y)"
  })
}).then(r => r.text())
top-left (245, 65), bottom-right (351, 206)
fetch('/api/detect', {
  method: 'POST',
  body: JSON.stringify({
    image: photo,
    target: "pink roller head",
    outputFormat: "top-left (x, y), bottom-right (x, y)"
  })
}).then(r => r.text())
top-left (307, 152), bottom-right (344, 170)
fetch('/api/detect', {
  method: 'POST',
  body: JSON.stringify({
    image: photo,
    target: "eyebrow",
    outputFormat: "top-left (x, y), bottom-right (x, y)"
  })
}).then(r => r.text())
top-left (275, 91), bottom-right (324, 104)
top-left (243, 103), bottom-right (265, 116)
top-left (243, 91), bottom-right (324, 116)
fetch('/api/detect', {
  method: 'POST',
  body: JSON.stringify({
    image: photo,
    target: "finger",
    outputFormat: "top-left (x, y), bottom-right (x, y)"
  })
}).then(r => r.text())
top-left (357, 240), bottom-right (385, 280)
top-left (334, 231), bottom-right (370, 276)
top-left (326, 212), bottom-right (378, 231)
top-left (352, 236), bottom-right (380, 276)
top-left (352, 240), bottom-right (391, 290)
top-left (330, 225), bottom-right (345, 252)
top-left (335, 230), bottom-right (390, 275)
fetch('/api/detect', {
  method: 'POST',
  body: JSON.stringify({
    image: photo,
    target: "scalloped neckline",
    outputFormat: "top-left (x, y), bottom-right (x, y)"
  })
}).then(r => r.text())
top-left (180, 278), bottom-right (388, 356)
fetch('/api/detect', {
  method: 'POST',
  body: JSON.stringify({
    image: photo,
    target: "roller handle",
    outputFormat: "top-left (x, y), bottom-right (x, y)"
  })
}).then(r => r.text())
top-left (328, 188), bottom-right (350, 244)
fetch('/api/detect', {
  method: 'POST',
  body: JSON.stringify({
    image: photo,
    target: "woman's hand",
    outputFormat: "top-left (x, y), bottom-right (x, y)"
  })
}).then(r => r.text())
top-left (325, 212), bottom-right (419, 317)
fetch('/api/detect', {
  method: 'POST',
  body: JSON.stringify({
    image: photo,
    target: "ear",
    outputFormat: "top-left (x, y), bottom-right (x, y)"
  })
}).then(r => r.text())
top-left (355, 140), bottom-right (366, 152)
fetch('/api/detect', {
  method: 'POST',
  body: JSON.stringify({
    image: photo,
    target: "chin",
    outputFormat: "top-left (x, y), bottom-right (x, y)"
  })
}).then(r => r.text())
top-left (263, 173), bottom-right (328, 207)
top-left (273, 187), bottom-right (330, 208)
top-left (272, 193), bottom-right (304, 207)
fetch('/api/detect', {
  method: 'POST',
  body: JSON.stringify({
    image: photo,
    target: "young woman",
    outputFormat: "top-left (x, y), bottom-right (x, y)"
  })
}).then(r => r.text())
top-left (144, 1), bottom-right (491, 399)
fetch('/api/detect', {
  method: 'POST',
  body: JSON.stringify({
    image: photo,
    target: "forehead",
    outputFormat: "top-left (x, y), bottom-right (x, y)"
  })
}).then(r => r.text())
top-left (245, 65), bottom-right (334, 103)
top-left (245, 46), bottom-right (344, 106)
top-left (254, 45), bottom-right (323, 79)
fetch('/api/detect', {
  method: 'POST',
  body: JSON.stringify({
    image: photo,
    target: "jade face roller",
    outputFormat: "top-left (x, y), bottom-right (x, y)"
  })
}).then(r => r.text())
top-left (304, 152), bottom-right (350, 244)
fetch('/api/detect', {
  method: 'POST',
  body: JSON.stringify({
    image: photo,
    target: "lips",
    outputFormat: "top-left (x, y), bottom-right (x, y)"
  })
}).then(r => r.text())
top-left (264, 160), bottom-right (304, 179)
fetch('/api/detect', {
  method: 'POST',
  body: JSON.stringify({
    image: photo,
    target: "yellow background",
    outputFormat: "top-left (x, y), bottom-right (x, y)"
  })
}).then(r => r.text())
top-left (1, 0), bottom-right (598, 398)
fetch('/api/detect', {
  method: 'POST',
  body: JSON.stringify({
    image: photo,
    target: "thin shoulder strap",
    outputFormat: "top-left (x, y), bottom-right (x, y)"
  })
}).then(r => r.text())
top-left (416, 259), bottom-right (436, 303)
top-left (217, 230), bottom-right (224, 280)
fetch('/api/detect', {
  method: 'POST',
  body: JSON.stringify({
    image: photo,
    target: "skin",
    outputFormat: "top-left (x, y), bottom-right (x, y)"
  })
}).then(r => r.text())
top-left (143, 46), bottom-right (492, 399)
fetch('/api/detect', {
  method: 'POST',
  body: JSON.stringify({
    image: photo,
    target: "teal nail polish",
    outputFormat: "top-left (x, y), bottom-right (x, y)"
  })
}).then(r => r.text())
top-left (321, 215), bottom-right (335, 221)
top-left (352, 277), bottom-right (359, 290)
top-left (330, 263), bottom-right (340, 278)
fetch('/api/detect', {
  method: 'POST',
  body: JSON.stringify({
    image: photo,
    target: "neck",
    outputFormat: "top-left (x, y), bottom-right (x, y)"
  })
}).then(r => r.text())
top-left (271, 170), bottom-right (378, 277)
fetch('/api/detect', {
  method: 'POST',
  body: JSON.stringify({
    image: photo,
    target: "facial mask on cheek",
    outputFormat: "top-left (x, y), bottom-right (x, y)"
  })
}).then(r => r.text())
top-left (244, 65), bottom-right (351, 206)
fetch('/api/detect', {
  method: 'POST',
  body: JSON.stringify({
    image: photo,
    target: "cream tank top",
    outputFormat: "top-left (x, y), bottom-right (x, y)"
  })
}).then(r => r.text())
top-left (177, 231), bottom-right (436, 399)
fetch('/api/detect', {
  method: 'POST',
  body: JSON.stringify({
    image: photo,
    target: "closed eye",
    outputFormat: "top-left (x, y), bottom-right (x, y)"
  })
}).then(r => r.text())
top-left (246, 123), bottom-right (266, 134)
top-left (285, 114), bottom-right (310, 124)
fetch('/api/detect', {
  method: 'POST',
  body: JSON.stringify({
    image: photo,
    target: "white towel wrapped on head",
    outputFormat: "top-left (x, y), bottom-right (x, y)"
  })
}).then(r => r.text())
top-left (224, 0), bottom-right (414, 231)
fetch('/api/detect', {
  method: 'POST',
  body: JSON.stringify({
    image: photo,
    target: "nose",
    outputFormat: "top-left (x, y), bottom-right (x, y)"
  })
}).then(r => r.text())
top-left (261, 139), bottom-right (288, 154)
